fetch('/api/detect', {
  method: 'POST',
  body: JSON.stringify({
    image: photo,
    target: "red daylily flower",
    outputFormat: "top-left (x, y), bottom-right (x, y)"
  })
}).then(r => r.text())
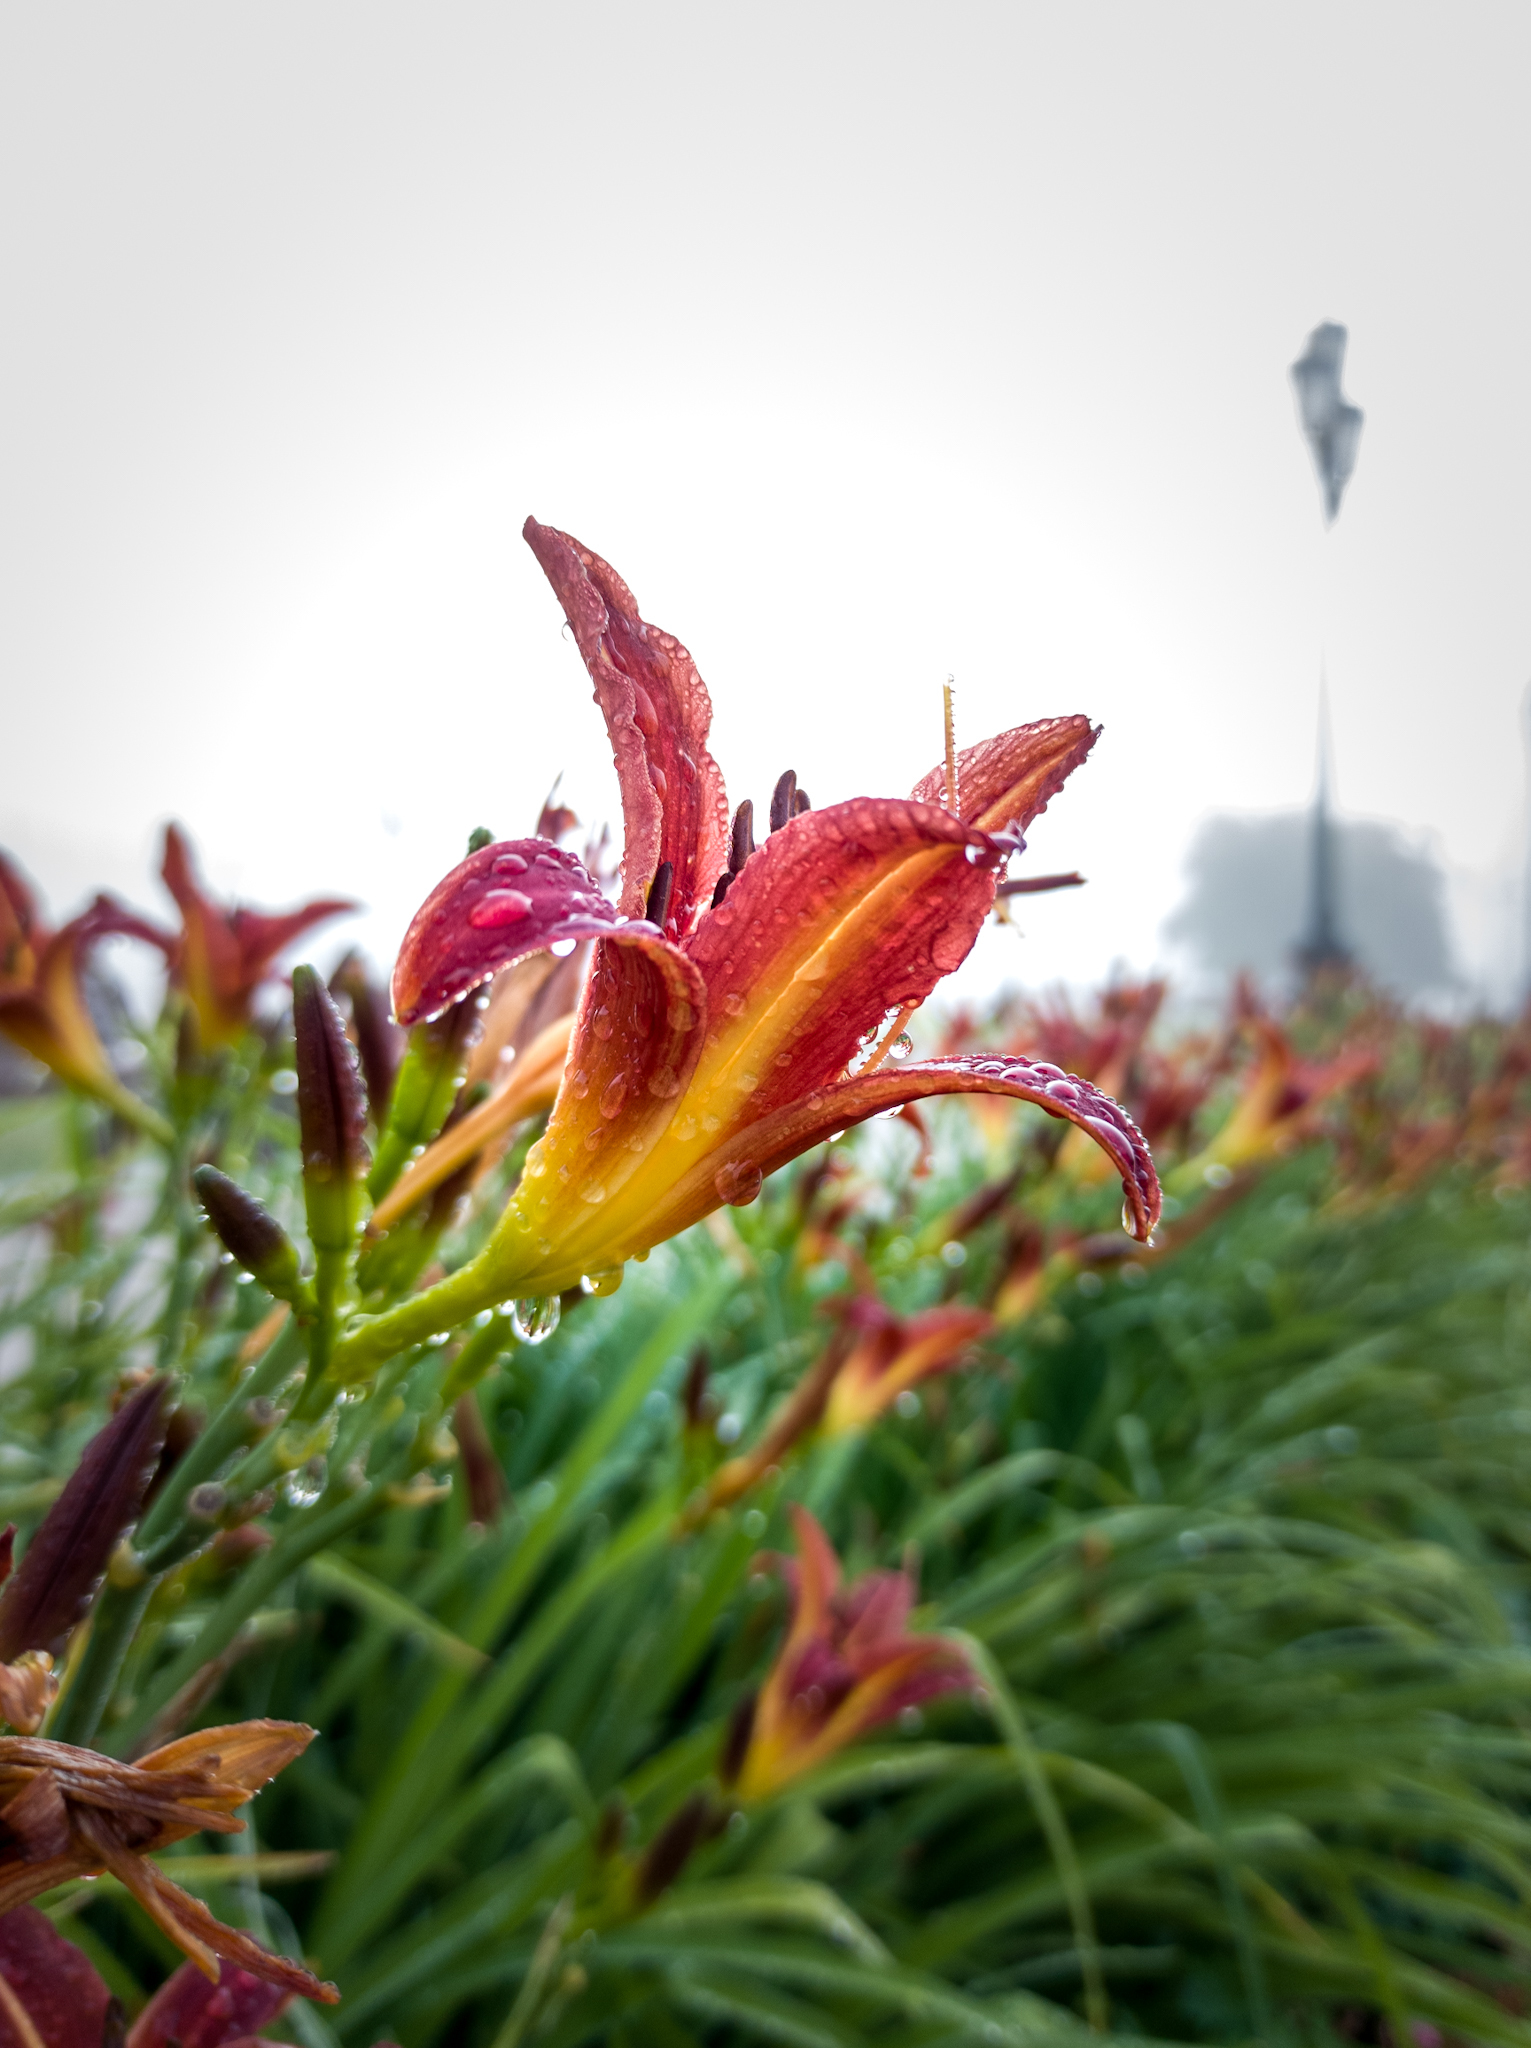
top-left (0, 1913), bottom-right (296, 2048)
top-left (337, 521), bottom-right (1159, 1375)
top-left (727, 1506), bottom-right (970, 1799)
top-left (161, 826), bottom-right (353, 1049)
top-left (0, 1913), bottom-right (377, 2048)
top-left (823, 1299), bottom-right (993, 1433)
top-left (0, 1723), bottom-right (336, 2002)
top-left (0, 852), bottom-right (172, 1140)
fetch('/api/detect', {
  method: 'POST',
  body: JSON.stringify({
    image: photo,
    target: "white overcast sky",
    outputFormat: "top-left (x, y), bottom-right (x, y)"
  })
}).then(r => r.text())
top-left (3, 4), bottom-right (1529, 1009)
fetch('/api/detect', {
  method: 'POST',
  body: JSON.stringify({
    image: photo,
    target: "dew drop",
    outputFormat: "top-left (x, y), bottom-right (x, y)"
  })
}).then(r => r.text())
top-left (723, 992), bottom-right (747, 1017)
top-left (581, 1184), bottom-right (607, 1204)
top-left (592, 1006), bottom-right (614, 1040)
top-left (493, 852), bottom-right (529, 876)
top-left (600, 1075), bottom-right (628, 1119)
top-left (675, 1114), bottom-right (697, 1140)
top-left (580, 1265), bottom-right (624, 1298)
top-left (468, 889), bottom-right (533, 929)
top-left (714, 1159), bottom-right (764, 1206)
top-left (511, 1296), bottom-right (561, 1344)
top-left (890, 1032), bottom-right (913, 1060)
top-left (550, 938), bottom-right (579, 958)
top-left (282, 1456), bottom-right (327, 1508)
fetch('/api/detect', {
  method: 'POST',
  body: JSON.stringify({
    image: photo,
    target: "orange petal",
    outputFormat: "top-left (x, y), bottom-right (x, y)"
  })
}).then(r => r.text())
top-left (685, 795), bottom-right (1002, 1125)
top-left (911, 716), bottom-right (1098, 835)
top-left (524, 519), bottom-right (731, 931)
top-left (138, 1720), bottom-right (314, 1802)
top-left (635, 1054), bottom-right (1161, 1247)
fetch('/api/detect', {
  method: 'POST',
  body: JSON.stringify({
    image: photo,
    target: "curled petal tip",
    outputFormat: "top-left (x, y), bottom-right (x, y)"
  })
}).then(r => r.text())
top-left (392, 838), bottom-right (624, 1028)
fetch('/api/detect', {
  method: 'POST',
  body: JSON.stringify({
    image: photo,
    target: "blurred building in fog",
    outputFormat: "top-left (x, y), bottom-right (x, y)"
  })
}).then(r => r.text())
top-left (1164, 808), bottom-right (1455, 999)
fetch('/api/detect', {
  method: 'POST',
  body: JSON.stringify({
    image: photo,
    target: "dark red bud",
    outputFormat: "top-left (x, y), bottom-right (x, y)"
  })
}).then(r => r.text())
top-left (292, 964), bottom-right (369, 1251)
top-left (193, 1166), bottom-right (304, 1300)
top-left (453, 1391), bottom-right (508, 1527)
top-left (718, 1690), bottom-right (757, 1787)
top-left (635, 1790), bottom-right (712, 1903)
top-left (0, 1376), bottom-right (171, 1660)
top-left (330, 951), bottom-right (404, 1125)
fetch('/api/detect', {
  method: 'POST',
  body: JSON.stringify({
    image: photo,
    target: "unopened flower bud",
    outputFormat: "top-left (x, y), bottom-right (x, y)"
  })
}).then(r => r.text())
top-left (0, 1376), bottom-right (170, 1660)
top-left (292, 964), bottom-right (369, 1253)
top-left (193, 1165), bottom-right (305, 1302)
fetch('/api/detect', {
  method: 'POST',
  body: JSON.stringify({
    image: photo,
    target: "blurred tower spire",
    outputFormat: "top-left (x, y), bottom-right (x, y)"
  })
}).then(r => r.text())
top-left (1296, 679), bottom-right (1350, 979)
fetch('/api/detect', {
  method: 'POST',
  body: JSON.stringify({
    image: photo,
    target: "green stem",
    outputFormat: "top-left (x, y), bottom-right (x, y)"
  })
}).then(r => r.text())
top-left (329, 1256), bottom-right (504, 1385)
top-left (108, 1481), bottom-right (384, 1755)
top-left (46, 1576), bottom-right (156, 1747)
top-left (137, 1322), bottom-right (304, 1569)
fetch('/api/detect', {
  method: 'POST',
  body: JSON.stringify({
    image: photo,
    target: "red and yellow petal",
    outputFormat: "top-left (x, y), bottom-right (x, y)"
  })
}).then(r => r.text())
top-left (524, 519), bottom-right (730, 932)
top-left (684, 796), bottom-right (1002, 1124)
top-left (631, 1053), bottom-right (1161, 1249)
top-left (911, 716), bottom-right (1098, 836)
top-left (392, 838), bottom-right (640, 1026)
top-left (477, 929), bottom-right (708, 1286)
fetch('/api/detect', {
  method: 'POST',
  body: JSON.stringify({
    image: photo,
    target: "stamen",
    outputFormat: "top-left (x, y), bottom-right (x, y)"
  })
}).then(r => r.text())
top-left (942, 678), bottom-right (960, 815)
top-left (730, 798), bottom-right (755, 874)
top-left (711, 870), bottom-right (734, 908)
top-left (996, 871), bottom-right (1086, 898)
top-left (645, 860), bottom-right (674, 929)
top-left (793, 788), bottom-right (811, 815)
top-left (769, 770), bottom-right (798, 833)
top-left (860, 1001), bottom-right (918, 1077)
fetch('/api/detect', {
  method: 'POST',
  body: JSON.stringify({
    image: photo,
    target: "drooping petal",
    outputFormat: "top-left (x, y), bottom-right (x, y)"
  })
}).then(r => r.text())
top-left (71, 1810), bottom-right (337, 2001)
top-left (633, 1054), bottom-right (1161, 1247)
top-left (911, 716), bottom-right (1098, 835)
top-left (0, 1904), bottom-right (111, 2048)
top-left (127, 1960), bottom-right (288, 2048)
top-left (392, 837), bottom-right (637, 1026)
top-left (523, 519), bottom-right (730, 930)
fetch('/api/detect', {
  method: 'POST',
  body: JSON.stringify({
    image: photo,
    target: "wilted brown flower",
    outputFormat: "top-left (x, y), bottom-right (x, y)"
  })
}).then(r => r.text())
top-left (0, 1720), bottom-right (336, 2001)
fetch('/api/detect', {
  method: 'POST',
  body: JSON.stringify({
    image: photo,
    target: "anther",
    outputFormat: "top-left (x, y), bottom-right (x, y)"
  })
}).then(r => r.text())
top-left (793, 788), bottom-right (810, 815)
top-left (729, 799), bottom-right (755, 874)
top-left (711, 870), bottom-right (734, 908)
top-left (645, 860), bottom-right (674, 929)
top-left (769, 770), bottom-right (798, 834)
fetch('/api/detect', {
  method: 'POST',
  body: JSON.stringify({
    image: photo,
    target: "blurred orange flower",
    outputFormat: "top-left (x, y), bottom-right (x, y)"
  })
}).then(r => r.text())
top-left (728, 1506), bottom-right (970, 1800)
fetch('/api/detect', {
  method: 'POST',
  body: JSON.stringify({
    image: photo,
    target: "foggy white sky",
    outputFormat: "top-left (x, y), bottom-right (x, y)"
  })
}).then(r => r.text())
top-left (3, 4), bottom-right (1529, 1009)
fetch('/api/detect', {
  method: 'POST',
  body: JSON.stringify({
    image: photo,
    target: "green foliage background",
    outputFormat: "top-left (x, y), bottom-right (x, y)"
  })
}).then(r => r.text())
top-left (7, 1053), bottom-right (1531, 2045)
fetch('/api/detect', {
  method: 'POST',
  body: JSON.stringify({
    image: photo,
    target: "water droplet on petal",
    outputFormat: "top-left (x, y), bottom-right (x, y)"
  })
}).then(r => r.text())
top-left (580, 1266), bottom-right (624, 1297)
top-left (493, 852), bottom-right (529, 876)
top-left (511, 1296), bottom-right (561, 1343)
top-left (468, 889), bottom-right (533, 929)
top-left (723, 992), bottom-right (746, 1017)
top-left (714, 1159), bottom-right (764, 1206)
top-left (890, 1032), bottom-right (913, 1060)
top-left (600, 1075), bottom-right (628, 1119)
top-left (592, 1006), bottom-right (614, 1040)
top-left (550, 938), bottom-right (579, 958)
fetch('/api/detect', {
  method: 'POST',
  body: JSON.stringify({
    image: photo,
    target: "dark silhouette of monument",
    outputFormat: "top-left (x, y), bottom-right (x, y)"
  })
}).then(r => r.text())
top-left (1294, 691), bottom-right (1352, 979)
